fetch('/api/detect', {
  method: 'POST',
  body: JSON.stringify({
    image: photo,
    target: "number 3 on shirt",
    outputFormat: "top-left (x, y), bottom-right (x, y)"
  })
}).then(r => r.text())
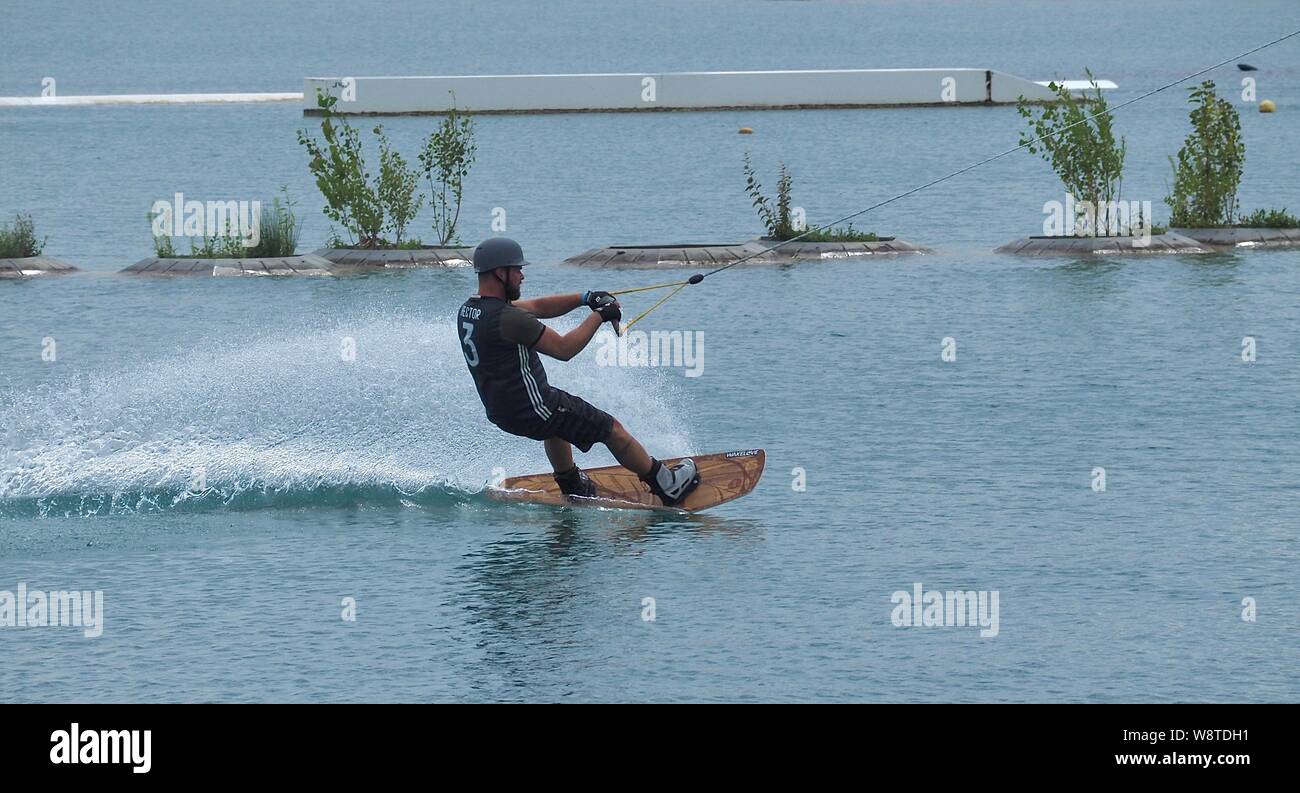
top-left (461, 321), bottom-right (480, 366)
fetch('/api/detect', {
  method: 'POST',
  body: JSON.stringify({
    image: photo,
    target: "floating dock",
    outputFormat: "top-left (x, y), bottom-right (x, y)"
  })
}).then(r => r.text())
top-left (304, 69), bottom-right (1115, 115)
top-left (314, 246), bottom-right (476, 268)
top-left (995, 233), bottom-right (1210, 256)
top-left (0, 257), bottom-right (78, 278)
top-left (121, 255), bottom-right (332, 276)
top-left (1170, 227), bottom-right (1300, 248)
top-left (563, 237), bottom-right (929, 268)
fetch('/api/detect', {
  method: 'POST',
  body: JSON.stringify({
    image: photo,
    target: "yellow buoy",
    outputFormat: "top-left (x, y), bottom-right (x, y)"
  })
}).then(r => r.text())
top-left (738, 127), bottom-right (753, 134)
top-left (1259, 99), bottom-right (1276, 113)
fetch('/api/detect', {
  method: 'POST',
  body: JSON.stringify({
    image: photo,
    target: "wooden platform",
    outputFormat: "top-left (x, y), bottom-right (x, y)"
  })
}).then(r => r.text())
top-left (995, 233), bottom-right (1211, 256)
top-left (755, 237), bottom-right (931, 259)
top-left (1171, 227), bottom-right (1300, 248)
top-left (120, 255), bottom-right (333, 276)
top-left (562, 237), bottom-right (928, 268)
top-left (314, 246), bottom-right (476, 269)
top-left (0, 256), bottom-right (78, 278)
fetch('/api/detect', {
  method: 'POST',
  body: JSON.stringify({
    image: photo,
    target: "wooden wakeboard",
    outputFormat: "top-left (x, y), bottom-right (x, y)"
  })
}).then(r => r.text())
top-left (488, 449), bottom-right (765, 513)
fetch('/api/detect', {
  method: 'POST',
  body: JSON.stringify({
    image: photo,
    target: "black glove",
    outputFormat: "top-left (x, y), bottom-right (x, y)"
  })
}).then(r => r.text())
top-left (583, 290), bottom-right (615, 310)
top-left (595, 301), bottom-right (622, 324)
top-left (584, 291), bottom-right (621, 322)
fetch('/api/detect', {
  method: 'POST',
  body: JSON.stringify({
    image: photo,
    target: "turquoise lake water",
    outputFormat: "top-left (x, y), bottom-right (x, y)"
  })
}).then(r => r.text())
top-left (1, 0), bottom-right (1297, 701)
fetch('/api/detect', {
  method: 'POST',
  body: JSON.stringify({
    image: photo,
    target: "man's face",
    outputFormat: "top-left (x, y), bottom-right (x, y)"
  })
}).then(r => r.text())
top-left (498, 266), bottom-right (524, 301)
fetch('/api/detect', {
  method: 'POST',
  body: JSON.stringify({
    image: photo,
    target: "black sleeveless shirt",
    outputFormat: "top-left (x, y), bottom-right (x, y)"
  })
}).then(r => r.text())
top-left (458, 296), bottom-right (557, 428)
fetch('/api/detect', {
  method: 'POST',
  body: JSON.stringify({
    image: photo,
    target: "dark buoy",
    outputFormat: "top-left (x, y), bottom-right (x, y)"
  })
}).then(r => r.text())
top-left (1238, 63), bottom-right (1258, 71)
top-left (688, 273), bottom-right (704, 284)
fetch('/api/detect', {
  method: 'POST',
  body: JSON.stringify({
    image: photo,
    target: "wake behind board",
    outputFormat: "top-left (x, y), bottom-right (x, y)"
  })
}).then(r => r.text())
top-left (489, 449), bottom-right (765, 513)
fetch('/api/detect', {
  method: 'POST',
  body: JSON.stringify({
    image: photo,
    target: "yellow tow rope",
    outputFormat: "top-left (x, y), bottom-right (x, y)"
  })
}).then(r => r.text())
top-left (607, 278), bottom-right (697, 333)
top-left (609, 280), bottom-right (690, 297)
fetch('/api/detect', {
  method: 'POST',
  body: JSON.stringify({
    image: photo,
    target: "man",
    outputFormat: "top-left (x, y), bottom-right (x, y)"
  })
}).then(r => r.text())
top-left (458, 237), bottom-right (700, 505)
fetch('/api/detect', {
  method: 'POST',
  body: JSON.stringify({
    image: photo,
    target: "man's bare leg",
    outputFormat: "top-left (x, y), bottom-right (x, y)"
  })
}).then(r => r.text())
top-left (544, 436), bottom-right (576, 474)
top-left (603, 419), bottom-right (653, 477)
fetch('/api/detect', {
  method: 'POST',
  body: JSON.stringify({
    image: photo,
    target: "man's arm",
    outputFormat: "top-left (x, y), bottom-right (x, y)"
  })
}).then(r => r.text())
top-left (512, 293), bottom-right (583, 319)
top-left (533, 312), bottom-right (605, 361)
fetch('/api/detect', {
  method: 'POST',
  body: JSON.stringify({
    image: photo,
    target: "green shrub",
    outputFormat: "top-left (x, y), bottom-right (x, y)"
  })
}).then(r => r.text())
top-left (1238, 208), bottom-right (1300, 228)
top-left (147, 188), bottom-right (300, 258)
top-left (0, 213), bottom-right (46, 258)
top-left (743, 153), bottom-right (799, 240)
top-left (301, 90), bottom-right (477, 248)
top-left (298, 90), bottom-right (385, 246)
top-left (1165, 81), bottom-right (1245, 228)
top-left (743, 155), bottom-right (880, 242)
top-left (797, 224), bottom-right (879, 242)
top-left (418, 98), bottom-right (477, 245)
top-left (377, 126), bottom-right (423, 246)
top-left (244, 187), bottom-right (302, 257)
top-left (151, 231), bottom-right (176, 258)
top-left (187, 223), bottom-right (246, 258)
top-left (1018, 71), bottom-right (1127, 235)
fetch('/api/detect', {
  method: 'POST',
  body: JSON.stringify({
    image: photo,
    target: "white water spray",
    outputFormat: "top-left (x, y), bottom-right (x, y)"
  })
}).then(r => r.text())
top-left (0, 315), bottom-right (694, 516)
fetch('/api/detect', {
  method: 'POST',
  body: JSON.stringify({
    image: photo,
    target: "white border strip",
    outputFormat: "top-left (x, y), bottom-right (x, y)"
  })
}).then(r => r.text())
top-left (0, 92), bottom-right (302, 108)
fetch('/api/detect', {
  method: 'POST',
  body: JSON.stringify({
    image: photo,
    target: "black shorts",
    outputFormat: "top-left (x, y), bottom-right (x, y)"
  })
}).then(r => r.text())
top-left (495, 389), bottom-right (614, 453)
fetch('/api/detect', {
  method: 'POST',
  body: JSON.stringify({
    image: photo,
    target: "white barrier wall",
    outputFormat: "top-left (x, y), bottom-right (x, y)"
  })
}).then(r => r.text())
top-left (304, 69), bottom-right (1114, 114)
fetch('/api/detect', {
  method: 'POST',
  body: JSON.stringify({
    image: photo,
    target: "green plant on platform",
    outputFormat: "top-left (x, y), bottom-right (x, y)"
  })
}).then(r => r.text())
top-left (418, 96), bottom-right (477, 245)
top-left (244, 187), bottom-right (302, 257)
top-left (743, 156), bottom-right (882, 242)
top-left (1131, 205), bottom-right (1166, 236)
top-left (377, 126), bottom-right (423, 246)
top-left (1017, 70), bottom-right (1127, 235)
top-left (146, 208), bottom-right (178, 257)
top-left (300, 90), bottom-right (478, 248)
top-left (797, 223), bottom-right (880, 242)
top-left (1237, 208), bottom-right (1300, 228)
top-left (151, 228), bottom-right (176, 258)
top-left (149, 206), bottom-right (282, 258)
top-left (0, 213), bottom-right (47, 258)
top-left (743, 153), bottom-right (800, 240)
top-left (297, 90), bottom-right (385, 246)
top-left (187, 220), bottom-right (246, 258)
top-left (1165, 80), bottom-right (1245, 228)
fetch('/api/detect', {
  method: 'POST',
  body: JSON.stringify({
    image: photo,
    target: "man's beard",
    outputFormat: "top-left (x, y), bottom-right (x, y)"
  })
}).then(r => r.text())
top-left (506, 281), bottom-right (521, 301)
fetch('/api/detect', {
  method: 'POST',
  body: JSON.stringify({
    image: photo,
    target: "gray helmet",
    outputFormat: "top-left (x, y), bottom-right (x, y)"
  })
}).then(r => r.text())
top-left (473, 237), bottom-right (529, 273)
